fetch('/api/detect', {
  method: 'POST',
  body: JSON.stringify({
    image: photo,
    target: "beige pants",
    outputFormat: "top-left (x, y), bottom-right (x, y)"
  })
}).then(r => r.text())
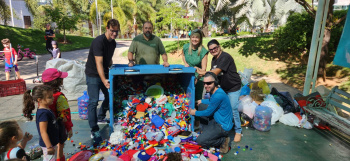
top-left (41, 146), bottom-right (57, 161)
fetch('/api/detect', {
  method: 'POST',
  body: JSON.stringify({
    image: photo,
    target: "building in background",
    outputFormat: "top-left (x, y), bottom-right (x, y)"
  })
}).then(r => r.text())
top-left (0, 0), bottom-right (35, 28)
top-left (313, 0), bottom-right (350, 11)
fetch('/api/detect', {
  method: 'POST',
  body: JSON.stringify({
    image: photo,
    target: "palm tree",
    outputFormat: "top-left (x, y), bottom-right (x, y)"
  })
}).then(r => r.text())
top-left (133, 0), bottom-right (156, 36)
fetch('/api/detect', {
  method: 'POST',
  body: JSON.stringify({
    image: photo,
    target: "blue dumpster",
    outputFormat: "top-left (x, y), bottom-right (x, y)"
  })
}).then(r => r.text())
top-left (108, 64), bottom-right (196, 134)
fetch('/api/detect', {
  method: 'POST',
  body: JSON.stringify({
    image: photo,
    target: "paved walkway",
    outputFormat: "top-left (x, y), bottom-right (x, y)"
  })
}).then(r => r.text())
top-left (0, 41), bottom-right (130, 121)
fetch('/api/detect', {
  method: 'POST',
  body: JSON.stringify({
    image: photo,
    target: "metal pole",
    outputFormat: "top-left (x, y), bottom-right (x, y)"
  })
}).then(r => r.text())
top-left (21, 10), bottom-right (24, 28)
top-left (99, 10), bottom-right (101, 35)
top-left (9, 0), bottom-right (14, 27)
top-left (303, 0), bottom-right (327, 95)
top-left (95, 0), bottom-right (98, 36)
top-left (311, 0), bottom-right (330, 93)
top-left (111, 0), bottom-right (113, 19)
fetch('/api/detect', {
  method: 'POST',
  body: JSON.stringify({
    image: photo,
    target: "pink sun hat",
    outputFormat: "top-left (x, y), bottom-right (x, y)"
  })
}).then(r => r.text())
top-left (42, 68), bottom-right (68, 83)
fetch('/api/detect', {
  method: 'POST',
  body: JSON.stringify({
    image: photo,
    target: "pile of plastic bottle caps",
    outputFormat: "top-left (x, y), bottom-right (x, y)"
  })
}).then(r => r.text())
top-left (71, 75), bottom-right (226, 161)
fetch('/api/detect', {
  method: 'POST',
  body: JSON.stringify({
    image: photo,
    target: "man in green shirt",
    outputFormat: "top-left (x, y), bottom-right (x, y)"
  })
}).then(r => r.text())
top-left (128, 21), bottom-right (169, 67)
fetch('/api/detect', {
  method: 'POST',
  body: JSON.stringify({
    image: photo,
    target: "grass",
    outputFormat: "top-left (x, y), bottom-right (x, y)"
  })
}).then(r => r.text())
top-left (0, 25), bottom-right (94, 54)
top-left (156, 35), bottom-right (350, 92)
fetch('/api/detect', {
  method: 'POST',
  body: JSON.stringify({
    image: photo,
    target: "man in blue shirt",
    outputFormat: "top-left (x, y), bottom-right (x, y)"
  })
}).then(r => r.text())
top-left (189, 72), bottom-right (233, 154)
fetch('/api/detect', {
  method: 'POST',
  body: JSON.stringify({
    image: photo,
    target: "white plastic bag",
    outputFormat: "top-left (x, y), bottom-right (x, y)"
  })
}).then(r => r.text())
top-left (300, 115), bottom-right (313, 129)
top-left (261, 95), bottom-right (284, 125)
top-left (46, 58), bottom-right (87, 100)
top-left (242, 101), bottom-right (257, 119)
top-left (238, 95), bottom-right (253, 112)
top-left (279, 113), bottom-right (300, 127)
top-left (239, 68), bottom-right (253, 85)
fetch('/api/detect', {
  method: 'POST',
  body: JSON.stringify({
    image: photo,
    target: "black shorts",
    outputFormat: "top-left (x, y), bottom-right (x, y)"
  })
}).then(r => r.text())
top-left (57, 119), bottom-right (68, 144)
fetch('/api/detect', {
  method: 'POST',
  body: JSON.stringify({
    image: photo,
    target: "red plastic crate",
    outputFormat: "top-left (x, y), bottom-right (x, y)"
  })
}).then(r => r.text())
top-left (0, 79), bottom-right (27, 97)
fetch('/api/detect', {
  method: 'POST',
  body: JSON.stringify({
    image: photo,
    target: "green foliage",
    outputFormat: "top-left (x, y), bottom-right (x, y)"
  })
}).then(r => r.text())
top-left (273, 12), bottom-right (314, 58)
top-left (155, 3), bottom-right (188, 37)
top-left (273, 10), bottom-right (347, 62)
top-left (164, 40), bottom-right (189, 53)
top-left (0, 25), bottom-right (93, 54)
top-left (0, 0), bottom-right (11, 24)
top-left (44, 7), bottom-right (78, 31)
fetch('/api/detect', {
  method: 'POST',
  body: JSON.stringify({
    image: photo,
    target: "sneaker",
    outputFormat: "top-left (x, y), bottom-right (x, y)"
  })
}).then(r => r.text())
top-left (97, 118), bottom-right (110, 124)
top-left (234, 133), bottom-right (242, 142)
top-left (91, 131), bottom-right (103, 144)
top-left (219, 137), bottom-right (230, 154)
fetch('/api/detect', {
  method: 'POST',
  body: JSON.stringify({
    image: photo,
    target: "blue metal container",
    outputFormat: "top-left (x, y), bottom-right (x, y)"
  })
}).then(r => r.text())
top-left (108, 64), bottom-right (196, 134)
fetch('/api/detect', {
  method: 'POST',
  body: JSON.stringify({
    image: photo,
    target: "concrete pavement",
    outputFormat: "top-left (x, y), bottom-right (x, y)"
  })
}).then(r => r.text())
top-left (0, 41), bottom-right (130, 121)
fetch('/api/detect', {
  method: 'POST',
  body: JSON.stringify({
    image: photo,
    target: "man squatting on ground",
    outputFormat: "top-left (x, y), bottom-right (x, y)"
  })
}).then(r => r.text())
top-left (189, 72), bottom-right (232, 154)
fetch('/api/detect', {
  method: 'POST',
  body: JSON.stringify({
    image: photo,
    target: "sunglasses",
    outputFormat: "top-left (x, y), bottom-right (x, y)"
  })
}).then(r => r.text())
top-left (209, 46), bottom-right (219, 52)
top-left (109, 29), bottom-right (119, 33)
top-left (203, 81), bottom-right (215, 85)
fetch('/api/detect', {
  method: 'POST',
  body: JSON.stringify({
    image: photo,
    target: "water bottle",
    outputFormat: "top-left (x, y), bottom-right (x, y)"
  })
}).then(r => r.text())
top-left (77, 91), bottom-right (89, 120)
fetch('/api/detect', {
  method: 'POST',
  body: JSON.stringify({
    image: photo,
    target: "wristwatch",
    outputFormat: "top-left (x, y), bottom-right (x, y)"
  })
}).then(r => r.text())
top-left (128, 60), bottom-right (134, 65)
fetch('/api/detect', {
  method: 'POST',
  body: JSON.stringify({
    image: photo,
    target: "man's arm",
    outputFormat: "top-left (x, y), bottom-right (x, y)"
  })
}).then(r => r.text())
top-left (161, 53), bottom-right (169, 67)
top-left (194, 96), bottom-right (221, 117)
top-left (127, 52), bottom-right (134, 67)
top-left (95, 56), bottom-right (110, 88)
top-left (210, 68), bottom-right (222, 76)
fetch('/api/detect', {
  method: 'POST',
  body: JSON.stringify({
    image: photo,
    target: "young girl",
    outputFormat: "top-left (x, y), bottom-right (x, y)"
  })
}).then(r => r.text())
top-left (0, 120), bottom-right (33, 161)
top-left (51, 41), bottom-right (61, 59)
top-left (1, 38), bottom-right (21, 80)
top-left (42, 68), bottom-right (73, 161)
top-left (23, 85), bottom-right (59, 161)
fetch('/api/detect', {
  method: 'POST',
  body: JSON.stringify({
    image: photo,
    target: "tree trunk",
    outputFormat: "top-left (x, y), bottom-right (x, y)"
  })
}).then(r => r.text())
top-left (133, 16), bottom-right (137, 37)
top-left (202, 0), bottom-right (211, 37)
top-left (318, 27), bottom-right (331, 82)
top-left (88, 20), bottom-right (93, 37)
top-left (318, 0), bottom-right (334, 82)
top-left (64, 26), bottom-right (67, 43)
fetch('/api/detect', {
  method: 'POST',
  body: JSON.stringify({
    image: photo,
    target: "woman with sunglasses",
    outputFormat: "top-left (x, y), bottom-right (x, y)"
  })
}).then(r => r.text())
top-left (181, 29), bottom-right (209, 102)
top-left (196, 39), bottom-right (242, 143)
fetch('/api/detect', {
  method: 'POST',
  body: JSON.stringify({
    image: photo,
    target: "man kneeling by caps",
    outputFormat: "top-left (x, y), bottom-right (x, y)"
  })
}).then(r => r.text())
top-left (189, 72), bottom-right (233, 154)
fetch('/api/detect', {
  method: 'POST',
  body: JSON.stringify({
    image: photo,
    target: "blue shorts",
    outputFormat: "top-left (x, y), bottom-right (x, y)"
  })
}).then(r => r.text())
top-left (5, 65), bottom-right (19, 72)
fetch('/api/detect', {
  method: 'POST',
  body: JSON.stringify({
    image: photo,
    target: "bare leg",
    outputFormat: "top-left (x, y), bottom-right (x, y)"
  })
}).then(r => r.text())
top-left (16, 71), bottom-right (21, 79)
top-left (5, 72), bottom-right (10, 80)
top-left (57, 143), bottom-right (64, 161)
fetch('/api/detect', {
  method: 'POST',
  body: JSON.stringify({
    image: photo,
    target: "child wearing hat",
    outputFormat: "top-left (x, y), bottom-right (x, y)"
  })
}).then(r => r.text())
top-left (42, 68), bottom-right (73, 161)
top-left (51, 41), bottom-right (61, 59)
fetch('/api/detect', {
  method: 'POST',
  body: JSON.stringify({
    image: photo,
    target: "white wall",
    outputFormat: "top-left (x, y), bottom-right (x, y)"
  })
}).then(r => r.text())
top-left (1, 0), bottom-right (34, 28)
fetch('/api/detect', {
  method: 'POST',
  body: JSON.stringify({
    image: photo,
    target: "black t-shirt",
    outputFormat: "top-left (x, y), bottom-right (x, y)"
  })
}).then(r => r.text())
top-left (85, 34), bottom-right (116, 78)
top-left (211, 51), bottom-right (241, 93)
top-left (45, 29), bottom-right (54, 43)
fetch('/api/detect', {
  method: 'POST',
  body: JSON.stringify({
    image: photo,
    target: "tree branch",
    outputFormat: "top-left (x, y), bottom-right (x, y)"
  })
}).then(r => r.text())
top-left (295, 0), bottom-right (316, 18)
top-left (334, 15), bottom-right (347, 26)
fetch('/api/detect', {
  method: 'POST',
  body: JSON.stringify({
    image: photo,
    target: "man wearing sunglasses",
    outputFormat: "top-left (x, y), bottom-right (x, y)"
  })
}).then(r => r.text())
top-left (196, 39), bottom-right (242, 143)
top-left (128, 21), bottom-right (169, 67)
top-left (85, 19), bottom-right (120, 145)
top-left (189, 72), bottom-right (233, 154)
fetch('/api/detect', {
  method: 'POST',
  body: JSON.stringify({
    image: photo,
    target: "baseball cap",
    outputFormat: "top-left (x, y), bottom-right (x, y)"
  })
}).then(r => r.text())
top-left (42, 68), bottom-right (68, 83)
top-left (51, 41), bottom-right (57, 45)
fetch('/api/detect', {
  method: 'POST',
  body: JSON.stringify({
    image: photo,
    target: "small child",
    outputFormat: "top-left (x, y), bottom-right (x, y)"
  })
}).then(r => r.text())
top-left (1, 38), bottom-right (21, 80)
top-left (0, 120), bottom-right (33, 161)
top-left (51, 41), bottom-right (61, 59)
top-left (23, 85), bottom-right (59, 161)
top-left (42, 68), bottom-right (73, 161)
